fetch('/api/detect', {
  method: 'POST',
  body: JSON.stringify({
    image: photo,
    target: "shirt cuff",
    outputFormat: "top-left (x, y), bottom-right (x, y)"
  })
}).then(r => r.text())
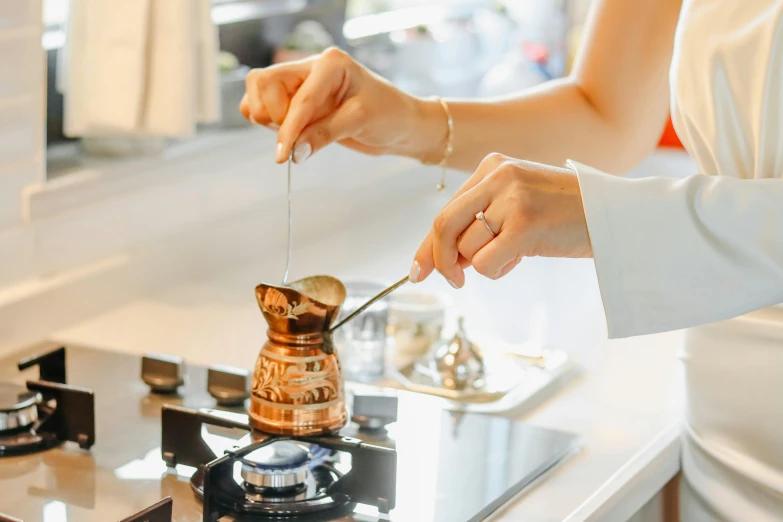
top-left (567, 159), bottom-right (634, 338)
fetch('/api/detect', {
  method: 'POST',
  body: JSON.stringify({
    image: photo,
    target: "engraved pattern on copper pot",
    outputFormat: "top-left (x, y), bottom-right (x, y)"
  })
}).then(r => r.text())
top-left (250, 275), bottom-right (348, 436)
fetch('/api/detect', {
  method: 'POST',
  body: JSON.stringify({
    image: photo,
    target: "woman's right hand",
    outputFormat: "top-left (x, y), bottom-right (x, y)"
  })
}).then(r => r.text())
top-left (240, 47), bottom-right (446, 165)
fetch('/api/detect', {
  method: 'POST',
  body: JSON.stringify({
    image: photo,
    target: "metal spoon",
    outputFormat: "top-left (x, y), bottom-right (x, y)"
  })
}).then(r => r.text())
top-left (321, 275), bottom-right (409, 354)
top-left (329, 275), bottom-right (409, 333)
top-left (282, 152), bottom-right (293, 286)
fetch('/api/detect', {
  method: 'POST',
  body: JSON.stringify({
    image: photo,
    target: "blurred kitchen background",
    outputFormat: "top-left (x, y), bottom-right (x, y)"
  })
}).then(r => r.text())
top-left (42, 0), bottom-right (595, 179)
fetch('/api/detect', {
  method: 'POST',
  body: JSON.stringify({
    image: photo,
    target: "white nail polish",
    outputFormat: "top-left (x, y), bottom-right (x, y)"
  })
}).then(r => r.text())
top-left (293, 142), bottom-right (312, 163)
top-left (409, 261), bottom-right (421, 283)
top-left (275, 142), bottom-right (284, 162)
top-left (447, 279), bottom-right (459, 289)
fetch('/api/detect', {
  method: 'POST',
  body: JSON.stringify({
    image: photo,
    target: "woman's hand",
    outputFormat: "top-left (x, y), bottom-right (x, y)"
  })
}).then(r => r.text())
top-left (410, 154), bottom-right (593, 287)
top-left (240, 47), bottom-right (447, 165)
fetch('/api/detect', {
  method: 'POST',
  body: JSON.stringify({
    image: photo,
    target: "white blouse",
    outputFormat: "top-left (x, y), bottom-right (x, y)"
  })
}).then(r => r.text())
top-left (569, 0), bottom-right (783, 520)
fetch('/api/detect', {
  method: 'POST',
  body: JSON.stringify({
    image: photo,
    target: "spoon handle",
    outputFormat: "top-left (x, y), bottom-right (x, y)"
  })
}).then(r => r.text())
top-left (329, 275), bottom-right (409, 333)
top-left (282, 152), bottom-right (293, 285)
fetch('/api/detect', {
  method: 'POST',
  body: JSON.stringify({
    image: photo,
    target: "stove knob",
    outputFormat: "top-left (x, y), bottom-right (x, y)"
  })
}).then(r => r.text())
top-left (141, 354), bottom-right (184, 394)
top-left (351, 392), bottom-right (398, 430)
top-left (208, 366), bottom-right (249, 406)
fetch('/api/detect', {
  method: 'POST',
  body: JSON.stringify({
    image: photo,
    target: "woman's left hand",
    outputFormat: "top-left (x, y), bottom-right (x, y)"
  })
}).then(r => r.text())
top-left (410, 153), bottom-right (593, 288)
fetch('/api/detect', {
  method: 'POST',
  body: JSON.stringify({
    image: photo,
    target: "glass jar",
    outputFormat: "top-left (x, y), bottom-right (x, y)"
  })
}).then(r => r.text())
top-left (333, 280), bottom-right (390, 382)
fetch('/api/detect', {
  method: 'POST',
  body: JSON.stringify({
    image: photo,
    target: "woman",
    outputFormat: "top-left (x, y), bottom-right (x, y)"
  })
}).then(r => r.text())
top-left (240, 0), bottom-right (783, 520)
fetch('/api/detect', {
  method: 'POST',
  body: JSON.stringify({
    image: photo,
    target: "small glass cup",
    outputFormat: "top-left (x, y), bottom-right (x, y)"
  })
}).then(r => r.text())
top-left (334, 281), bottom-right (390, 382)
top-left (388, 292), bottom-right (450, 368)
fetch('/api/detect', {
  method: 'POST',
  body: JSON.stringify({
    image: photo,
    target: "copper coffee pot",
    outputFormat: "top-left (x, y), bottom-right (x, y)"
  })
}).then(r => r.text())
top-left (249, 275), bottom-right (348, 436)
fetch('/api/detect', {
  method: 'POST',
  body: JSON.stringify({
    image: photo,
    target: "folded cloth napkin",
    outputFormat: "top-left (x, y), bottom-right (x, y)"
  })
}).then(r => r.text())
top-left (61, 0), bottom-right (220, 138)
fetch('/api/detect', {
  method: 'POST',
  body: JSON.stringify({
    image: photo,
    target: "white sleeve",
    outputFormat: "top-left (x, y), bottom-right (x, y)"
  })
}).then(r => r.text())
top-left (568, 160), bottom-right (783, 339)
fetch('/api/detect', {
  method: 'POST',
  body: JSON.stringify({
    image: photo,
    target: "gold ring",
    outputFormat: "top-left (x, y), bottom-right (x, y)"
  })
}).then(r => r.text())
top-left (475, 211), bottom-right (495, 237)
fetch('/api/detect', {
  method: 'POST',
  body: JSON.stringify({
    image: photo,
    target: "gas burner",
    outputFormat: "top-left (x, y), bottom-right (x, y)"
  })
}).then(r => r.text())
top-left (0, 347), bottom-right (95, 457)
top-left (190, 435), bottom-right (359, 519)
top-left (161, 405), bottom-right (396, 521)
top-left (190, 438), bottom-right (351, 518)
top-left (240, 441), bottom-right (313, 491)
top-left (0, 384), bottom-right (41, 433)
top-left (0, 385), bottom-right (57, 457)
top-left (242, 472), bottom-right (316, 504)
top-left (190, 442), bottom-right (348, 518)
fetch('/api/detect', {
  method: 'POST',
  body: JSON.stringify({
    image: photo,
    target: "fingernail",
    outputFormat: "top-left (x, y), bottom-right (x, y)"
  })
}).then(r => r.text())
top-left (250, 115), bottom-right (259, 125)
top-left (275, 142), bottom-right (285, 162)
top-left (409, 261), bottom-right (420, 283)
top-left (447, 279), bottom-right (459, 289)
top-left (269, 123), bottom-right (280, 130)
top-left (293, 142), bottom-right (312, 164)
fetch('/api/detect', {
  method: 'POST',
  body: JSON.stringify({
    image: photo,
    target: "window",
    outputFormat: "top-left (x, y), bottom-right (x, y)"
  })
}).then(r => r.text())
top-left (40, 0), bottom-right (584, 183)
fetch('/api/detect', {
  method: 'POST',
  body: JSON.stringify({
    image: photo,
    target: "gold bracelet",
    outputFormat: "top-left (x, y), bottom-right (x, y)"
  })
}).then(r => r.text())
top-left (433, 96), bottom-right (453, 191)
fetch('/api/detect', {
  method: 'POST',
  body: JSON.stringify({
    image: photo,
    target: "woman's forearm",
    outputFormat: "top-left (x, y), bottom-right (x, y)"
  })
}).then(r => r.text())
top-left (412, 78), bottom-right (659, 174)
top-left (245, 1), bottom-right (680, 172)
top-left (410, 0), bottom-right (682, 174)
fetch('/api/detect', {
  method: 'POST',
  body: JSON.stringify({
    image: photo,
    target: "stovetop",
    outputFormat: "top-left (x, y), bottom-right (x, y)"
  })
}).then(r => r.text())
top-left (0, 343), bottom-right (579, 522)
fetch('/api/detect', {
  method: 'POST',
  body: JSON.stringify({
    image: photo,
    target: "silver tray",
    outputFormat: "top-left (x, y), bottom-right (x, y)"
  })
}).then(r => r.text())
top-left (385, 340), bottom-right (576, 414)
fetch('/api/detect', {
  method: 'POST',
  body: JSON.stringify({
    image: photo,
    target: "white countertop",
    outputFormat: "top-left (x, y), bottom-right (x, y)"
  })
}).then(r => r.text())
top-left (50, 153), bottom-right (687, 522)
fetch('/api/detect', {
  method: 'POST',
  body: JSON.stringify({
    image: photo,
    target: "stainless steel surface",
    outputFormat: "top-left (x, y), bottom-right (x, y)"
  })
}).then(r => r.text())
top-left (0, 404), bottom-right (39, 433)
top-left (0, 343), bottom-right (578, 522)
top-left (328, 276), bottom-right (409, 334)
top-left (429, 317), bottom-right (485, 390)
top-left (0, 384), bottom-right (41, 432)
top-left (241, 464), bottom-right (311, 489)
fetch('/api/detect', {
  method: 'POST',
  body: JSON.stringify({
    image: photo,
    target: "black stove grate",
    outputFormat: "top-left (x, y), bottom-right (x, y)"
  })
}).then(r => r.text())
top-left (119, 497), bottom-right (173, 522)
top-left (161, 405), bottom-right (397, 521)
top-left (0, 347), bottom-right (95, 457)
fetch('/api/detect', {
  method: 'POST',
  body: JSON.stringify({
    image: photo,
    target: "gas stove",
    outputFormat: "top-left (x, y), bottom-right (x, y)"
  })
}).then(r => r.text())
top-left (0, 343), bottom-right (579, 522)
top-left (164, 405), bottom-right (396, 521)
top-left (0, 347), bottom-right (94, 458)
